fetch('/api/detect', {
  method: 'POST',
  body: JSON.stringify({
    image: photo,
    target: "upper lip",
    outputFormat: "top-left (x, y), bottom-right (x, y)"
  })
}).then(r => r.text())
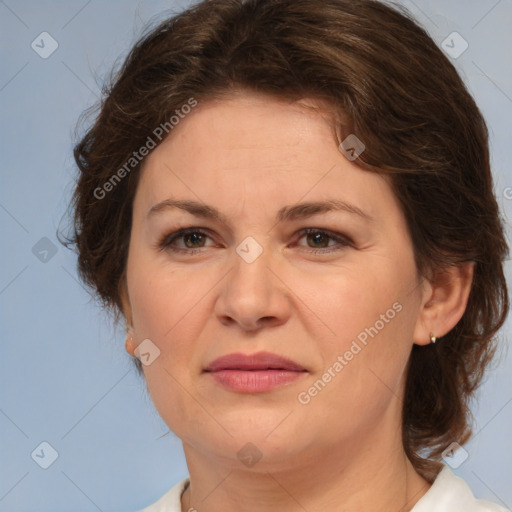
top-left (204, 351), bottom-right (306, 372)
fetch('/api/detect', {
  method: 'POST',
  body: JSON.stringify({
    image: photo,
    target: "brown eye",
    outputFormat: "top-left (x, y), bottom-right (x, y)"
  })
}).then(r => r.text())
top-left (181, 232), bottom-right (207, 248)
top-left (296, 228), bottom-right (352, 254)
top-left (306, 231), bottom-right (330, 248)
top-left (158, 228), bottom-right (214, 253)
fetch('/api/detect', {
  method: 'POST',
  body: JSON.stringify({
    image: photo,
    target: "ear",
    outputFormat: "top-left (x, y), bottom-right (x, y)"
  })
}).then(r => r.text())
top-left (413, 261), bottom-right (475, 346)
top-left (125, 335), bottom-right (137, 356)
top-left (118, 271), bottom-right (133, 325)
top-left (118, 274), bottom-right (137, 356)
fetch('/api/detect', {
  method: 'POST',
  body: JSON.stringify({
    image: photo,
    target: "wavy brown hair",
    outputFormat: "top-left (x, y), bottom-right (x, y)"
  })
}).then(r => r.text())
top-left (61, 0), bottom-right (509, 480)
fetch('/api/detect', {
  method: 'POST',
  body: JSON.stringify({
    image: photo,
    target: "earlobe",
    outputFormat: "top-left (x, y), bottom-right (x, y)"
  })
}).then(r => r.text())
top-left (413, 261), bottom-right (475, 346)
top-left (125, 327), bottom-right (137, 356)
top-left (118, 274), bottom-right (137, 356)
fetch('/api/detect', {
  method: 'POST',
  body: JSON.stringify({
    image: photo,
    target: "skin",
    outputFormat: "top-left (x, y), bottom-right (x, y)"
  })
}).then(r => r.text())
top-left (122, 91), bottom-right (474, 512)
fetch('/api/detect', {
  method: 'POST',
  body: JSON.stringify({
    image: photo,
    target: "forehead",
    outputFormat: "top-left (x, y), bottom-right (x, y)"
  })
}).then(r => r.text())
top-left (134, 92), bottom-right (393, 223)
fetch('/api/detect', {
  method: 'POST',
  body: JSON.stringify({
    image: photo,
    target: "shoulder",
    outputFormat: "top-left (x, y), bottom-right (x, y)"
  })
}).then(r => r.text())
top-left (412, 465), bottom-right (509, 512)
top-left (136, 477), bottom-right (190, 512)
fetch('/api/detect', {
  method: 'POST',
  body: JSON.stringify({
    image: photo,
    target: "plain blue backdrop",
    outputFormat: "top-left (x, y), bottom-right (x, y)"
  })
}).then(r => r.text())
top-left (1, 0), bottom-right (511, 510)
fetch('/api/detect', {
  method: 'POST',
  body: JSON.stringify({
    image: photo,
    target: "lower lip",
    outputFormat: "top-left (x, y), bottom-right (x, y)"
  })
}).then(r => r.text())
top-left (206, 369), bottom-right (306, 392)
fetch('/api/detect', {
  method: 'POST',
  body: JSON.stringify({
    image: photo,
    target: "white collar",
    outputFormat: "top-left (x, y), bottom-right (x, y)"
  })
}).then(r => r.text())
top-left (411, 465), bottom-right (508, 511)
top-left (139, 465), bottom-right (509, 512)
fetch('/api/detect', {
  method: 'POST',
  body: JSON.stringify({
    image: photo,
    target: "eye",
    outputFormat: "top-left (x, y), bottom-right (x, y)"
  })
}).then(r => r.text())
top-left (294, 228), bottom-right (352, 254)
top-left (156, 227), bottom-right (352, 255)
top-left (157, 228), bottom-right (215, 254)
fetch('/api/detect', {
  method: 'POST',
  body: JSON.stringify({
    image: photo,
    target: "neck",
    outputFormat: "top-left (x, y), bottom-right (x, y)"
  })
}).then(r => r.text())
top-left (180, 417), bottom-right (431, 512)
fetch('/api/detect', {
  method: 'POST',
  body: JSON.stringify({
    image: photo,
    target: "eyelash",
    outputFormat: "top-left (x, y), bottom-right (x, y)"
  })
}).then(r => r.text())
top-left (156, 227), bottom-right (352, 255)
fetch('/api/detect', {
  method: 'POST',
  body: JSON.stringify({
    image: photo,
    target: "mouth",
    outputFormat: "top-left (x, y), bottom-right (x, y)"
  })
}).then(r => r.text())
top-left (204, 351), bottom-right (306, 372)
top-left (203, 352), bottom-right (307, 393)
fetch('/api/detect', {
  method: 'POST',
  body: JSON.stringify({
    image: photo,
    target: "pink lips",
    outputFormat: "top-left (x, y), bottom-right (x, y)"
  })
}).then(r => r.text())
top-left (204, 351), bottom-right (307, 393)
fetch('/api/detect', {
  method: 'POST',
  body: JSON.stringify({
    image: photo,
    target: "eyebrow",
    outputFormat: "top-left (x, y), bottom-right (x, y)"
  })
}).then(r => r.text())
top-left (146, 198), bottom-right (373, 224)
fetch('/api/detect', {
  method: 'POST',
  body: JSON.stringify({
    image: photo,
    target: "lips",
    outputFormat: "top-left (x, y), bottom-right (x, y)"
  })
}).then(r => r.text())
top-left (204, 351), bottom-right (306, 372)
top-left (203, 352), bottom-right (307, 393)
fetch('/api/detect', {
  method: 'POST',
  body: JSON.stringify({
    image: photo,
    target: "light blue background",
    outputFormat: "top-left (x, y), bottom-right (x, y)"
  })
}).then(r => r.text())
top-left (1, 1), bottom-right (511, 510)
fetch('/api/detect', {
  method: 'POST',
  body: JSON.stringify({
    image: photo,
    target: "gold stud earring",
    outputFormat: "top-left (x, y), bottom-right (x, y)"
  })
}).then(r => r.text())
top-left (430, 333), bottom-right (437, 344)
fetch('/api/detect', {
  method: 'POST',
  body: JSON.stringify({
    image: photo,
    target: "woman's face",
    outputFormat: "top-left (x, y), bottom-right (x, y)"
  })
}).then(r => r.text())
top-left (124, 92), bottom-right (430, 469)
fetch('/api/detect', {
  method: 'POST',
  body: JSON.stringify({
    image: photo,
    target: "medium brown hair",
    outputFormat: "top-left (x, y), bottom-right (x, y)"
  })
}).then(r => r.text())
top-left (61, 0), bottom-right (509, 480)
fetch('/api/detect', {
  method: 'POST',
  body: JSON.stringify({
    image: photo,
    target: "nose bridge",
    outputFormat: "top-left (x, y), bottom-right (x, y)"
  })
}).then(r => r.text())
top-left (230, 234), bottom-right (273, 295)
top-left (216, 233), bottom-right (289, 328)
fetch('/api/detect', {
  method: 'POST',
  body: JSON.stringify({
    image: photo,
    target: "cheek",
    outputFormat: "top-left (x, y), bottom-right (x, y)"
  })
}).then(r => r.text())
top-left (126, 251), bottom-right (207, 406)
top-left (296, 284), bottom-right (414, 444)
top-left (306, 258), bottom-right (417, 398)
top-left (128, 247), bottom-right (202, 338)
top-left (127, 261), bottom-right (210, 437)
top-left (308, 260), bottom-right (412, 343)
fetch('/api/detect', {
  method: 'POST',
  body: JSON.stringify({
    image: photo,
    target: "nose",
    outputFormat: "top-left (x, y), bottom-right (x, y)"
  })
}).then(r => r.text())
top-left (214, 241), bottom-right (292, 331)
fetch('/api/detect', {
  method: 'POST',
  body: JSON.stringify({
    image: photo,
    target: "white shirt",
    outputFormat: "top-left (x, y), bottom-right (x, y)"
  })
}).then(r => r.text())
top-left (138, 465), bottom-right (510, 511)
